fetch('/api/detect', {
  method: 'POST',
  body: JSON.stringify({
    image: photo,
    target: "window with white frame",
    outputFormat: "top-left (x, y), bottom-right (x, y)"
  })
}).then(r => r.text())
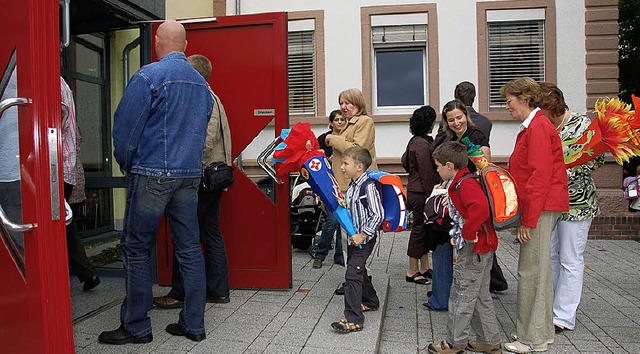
top-left (372, 15), bottom-right (427, 114)
top-left (487, 11), bottom-right (545, 110)
top-left (288, 29), bottom-right (316, 115)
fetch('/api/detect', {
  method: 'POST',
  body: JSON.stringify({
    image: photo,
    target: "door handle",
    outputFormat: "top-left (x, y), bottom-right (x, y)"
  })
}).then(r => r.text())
top-left (60, 0), bottom-right (71, 48)
top-left (0, 98), bottom-right (34, 232)
top-left (257, 136), bottom-right (283, 185)
top-left (0, 97), bottom-right (30, 119)
top-left (0, 206), bottom-right (34, 232)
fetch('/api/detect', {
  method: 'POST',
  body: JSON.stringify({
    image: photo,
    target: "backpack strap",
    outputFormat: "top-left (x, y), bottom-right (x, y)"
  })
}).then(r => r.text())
top-left (454, 172), bottom-right (478, 195)
top-left (454, 172), bottom-right (491, 233)
top-left (359, 177), bottom-right (376, 210)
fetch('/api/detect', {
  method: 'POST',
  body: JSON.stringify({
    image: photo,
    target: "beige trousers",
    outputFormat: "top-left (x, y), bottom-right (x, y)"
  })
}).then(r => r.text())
top-left (516, 211), bottom-right (561, 345)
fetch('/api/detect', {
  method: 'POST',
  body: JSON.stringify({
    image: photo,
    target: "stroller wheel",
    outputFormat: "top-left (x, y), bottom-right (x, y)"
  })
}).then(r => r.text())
top-left (308, 244), bottom-right (317, 258)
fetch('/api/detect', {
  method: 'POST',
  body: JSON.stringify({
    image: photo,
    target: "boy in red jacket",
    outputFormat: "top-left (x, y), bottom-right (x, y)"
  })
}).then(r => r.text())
top-left (426, 141), bottom-right (501, 354)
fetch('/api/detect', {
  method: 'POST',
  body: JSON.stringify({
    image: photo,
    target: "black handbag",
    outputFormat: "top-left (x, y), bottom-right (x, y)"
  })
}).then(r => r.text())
top-left (201, 93), bottom-right (234, 192)
top-left (202, 162), bottom-right (234, 191)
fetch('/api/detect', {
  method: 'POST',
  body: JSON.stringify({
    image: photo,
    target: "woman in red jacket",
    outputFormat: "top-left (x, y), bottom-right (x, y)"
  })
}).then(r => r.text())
top-left (501, 77), bottom-right (569, 354)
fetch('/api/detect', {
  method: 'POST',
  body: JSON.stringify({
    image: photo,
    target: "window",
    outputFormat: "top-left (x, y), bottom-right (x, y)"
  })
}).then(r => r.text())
top-left (372, 24), bottom-right (427, 113)
top-left (487, 20), bottom-right (544, 109)
top-left (288, 30), bottom-right (316, 115)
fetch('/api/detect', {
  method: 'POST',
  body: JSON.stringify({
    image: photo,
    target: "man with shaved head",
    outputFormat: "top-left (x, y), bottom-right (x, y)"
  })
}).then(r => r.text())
top-left (100, 20), bottom-right (213, 345)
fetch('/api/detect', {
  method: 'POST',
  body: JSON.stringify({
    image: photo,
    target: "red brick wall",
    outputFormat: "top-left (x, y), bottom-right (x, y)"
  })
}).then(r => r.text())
top-left (589, 216), bottom-right (640, 240)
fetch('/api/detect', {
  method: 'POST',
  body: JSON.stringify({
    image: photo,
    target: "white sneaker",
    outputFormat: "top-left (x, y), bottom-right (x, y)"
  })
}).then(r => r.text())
top-left (509, 333), bottom-right (554, 345)
top-left (504, 341), bottom-right (547, 353)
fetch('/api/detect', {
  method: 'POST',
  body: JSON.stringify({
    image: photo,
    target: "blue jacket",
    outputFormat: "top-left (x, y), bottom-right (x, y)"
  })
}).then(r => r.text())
top-left (113, 51), bottom-right (213, 178)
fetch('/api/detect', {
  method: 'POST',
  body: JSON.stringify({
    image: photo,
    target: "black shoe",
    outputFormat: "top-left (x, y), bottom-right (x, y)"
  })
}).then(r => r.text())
top-left (165, 323), bottom-right (206, 342)
top-left (554, 324), bottom-right (570, 333)
top-left (334, 283), bottom-right (345, 295)
top-left (427, 291), bottom-right (433, 297)
top-left (206, 295), bottom-right (230, 303)
top-left (422, 302), bottom-right (447, 311)
top-left (83, 275), bottom-right (101, 292)
top-left (98, 326), bottom-right (153, 345)
top-left (334, 258), bottom-right (345, 267)
top-left (422, 269), bottom-right (433, 279)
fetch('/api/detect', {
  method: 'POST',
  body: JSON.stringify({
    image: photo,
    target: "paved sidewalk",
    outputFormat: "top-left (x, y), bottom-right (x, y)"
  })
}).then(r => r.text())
top-left (72, 231), bottom-right (640, 353)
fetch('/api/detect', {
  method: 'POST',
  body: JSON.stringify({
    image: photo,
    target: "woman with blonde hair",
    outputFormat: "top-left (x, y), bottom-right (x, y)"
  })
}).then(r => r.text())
top-left (326, 88), bottom-right (377, 191)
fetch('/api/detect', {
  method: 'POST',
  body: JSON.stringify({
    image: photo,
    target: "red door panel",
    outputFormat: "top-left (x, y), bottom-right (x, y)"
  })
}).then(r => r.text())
top-left (0, 0), bottom-right (74, 353)
top-left (155, 13), bottom-right (291, 289)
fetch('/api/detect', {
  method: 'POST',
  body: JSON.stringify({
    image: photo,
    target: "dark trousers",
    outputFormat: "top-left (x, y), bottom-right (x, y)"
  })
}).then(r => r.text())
top-left (64, 183), bottom-right (95, 282)
top-left (344, 239), bottom-right (379, 325)
top-left (490, 252), bottom-right (508, 292)
top-left (169, 188), bottom-right (229, 299)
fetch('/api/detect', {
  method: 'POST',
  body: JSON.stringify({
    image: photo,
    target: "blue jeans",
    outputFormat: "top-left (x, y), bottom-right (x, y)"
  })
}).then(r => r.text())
top-left (314, 211), bottom-right (343, 262)
top-left (119, 174), bottom-right (206, 336)
top-left (428, 242), bottom-right (453, 310)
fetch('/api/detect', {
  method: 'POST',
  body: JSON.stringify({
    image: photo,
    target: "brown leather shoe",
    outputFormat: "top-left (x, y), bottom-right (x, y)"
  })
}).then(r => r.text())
top-left (153, 295), bottom-right (183, 309)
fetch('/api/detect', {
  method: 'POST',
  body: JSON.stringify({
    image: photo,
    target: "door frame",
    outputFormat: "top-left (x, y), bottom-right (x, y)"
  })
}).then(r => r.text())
top-left (0, 0), bottom-right (74, 353)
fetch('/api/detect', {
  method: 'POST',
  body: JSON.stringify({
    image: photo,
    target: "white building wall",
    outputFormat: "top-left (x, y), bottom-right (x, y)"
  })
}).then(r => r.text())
top-left (226, 0), bottom-right (587, 160)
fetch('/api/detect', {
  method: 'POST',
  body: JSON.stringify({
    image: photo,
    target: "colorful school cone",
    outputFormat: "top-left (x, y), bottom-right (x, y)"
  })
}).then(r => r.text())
top-left (272, 122), bottom-right (324, 178)
top-left (300, 157), bottom-right (357, 237)
top-left (272, 123), bottom-right (357, 236)
top-left (564, 95), bottom-right (640, 168)
top-left (460, 137), bottom-right (489, 170)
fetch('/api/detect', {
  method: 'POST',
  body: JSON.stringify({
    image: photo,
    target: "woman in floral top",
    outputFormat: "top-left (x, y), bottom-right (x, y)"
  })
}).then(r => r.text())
top-left (539, 82), bottom-right (604, 333)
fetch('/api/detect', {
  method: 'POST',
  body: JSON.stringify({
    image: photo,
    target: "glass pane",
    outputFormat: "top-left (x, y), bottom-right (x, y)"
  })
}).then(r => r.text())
top-left (74, 80), bottom-right (104, 172)
top-left (0, 64), bottom-right (25, 270)
top-left (74, 39), bottom-right (103, 78)
top-left (376, 49), bottom-right (425, 107)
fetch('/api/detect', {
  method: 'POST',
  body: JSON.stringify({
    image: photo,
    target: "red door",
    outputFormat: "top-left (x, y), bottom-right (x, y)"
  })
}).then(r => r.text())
top-left (0, 1), bottom-right (74, 353)
top-left (155, 13), bottom-right (292, 289)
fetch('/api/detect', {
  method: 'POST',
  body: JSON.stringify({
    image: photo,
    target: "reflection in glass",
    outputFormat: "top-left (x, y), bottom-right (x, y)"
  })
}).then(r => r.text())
top-left (73, 36), bottom-right (103, 78)
top-left (0, 64), bottom-right (25, 267)
top-left (375, 49), bottom-right (425, 107)
top-left (74, 80), bottom-right (104, 171)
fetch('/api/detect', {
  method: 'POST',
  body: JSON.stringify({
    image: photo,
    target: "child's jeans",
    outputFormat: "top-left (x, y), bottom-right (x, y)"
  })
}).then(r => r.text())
top-left (427, 242), bottom-right (453, 310)
top-left (344, 239), bottom-right (379, 325)
top-left (447, 244), bottom-right (500, 348)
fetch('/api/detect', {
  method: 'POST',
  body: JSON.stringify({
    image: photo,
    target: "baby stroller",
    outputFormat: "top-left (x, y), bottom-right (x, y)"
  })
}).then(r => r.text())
top-left (290, 176), bottom-right (326, 250)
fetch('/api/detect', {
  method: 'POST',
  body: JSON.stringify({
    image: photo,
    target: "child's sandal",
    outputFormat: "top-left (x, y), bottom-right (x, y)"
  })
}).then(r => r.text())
top-left (331, 320), bottom-right (363, 333)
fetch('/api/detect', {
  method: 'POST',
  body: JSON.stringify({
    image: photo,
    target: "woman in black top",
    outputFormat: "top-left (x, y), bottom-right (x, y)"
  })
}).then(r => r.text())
top-left (317, 109), bottom-right (346, 157)
top-left (440, 99), bottom-right (491, 172)
top-left (404, 106), bottom-right (439, 285)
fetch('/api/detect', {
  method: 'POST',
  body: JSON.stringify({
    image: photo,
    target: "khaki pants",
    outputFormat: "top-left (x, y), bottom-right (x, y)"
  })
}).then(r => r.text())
top-left (516, 211), bottom-right (561, 345)
top-left (447, 244), bottom-right (500, 348)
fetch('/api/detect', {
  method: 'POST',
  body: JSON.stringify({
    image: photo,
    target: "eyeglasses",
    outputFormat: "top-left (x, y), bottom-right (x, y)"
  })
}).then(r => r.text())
top-left (333, 118), bottom-right (346, 122)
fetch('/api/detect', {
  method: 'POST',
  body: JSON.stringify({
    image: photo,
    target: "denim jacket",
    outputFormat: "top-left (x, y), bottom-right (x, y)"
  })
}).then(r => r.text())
top-left (113, 51), bottom-right (214, 178)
